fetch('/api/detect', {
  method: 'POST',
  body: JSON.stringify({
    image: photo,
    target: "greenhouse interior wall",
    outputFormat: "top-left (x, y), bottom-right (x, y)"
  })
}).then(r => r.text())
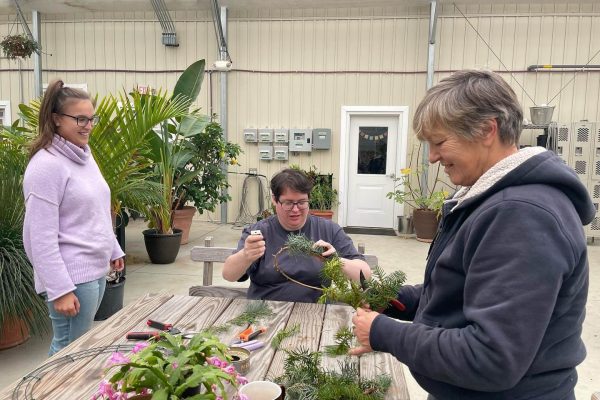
top-left (2, 3), bottom-right (600, 225)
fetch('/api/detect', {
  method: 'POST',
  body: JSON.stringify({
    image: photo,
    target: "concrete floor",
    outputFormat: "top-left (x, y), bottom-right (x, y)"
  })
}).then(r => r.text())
top-left (1, 218), bottom-right (599, 399)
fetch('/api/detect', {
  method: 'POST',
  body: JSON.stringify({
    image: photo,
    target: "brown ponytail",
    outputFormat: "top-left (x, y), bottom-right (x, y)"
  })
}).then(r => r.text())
top-left (29, 79), bottom-right (92, 158)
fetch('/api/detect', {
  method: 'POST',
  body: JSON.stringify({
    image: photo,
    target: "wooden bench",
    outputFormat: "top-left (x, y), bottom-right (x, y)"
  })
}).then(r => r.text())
top-left (189, 236), bottom-right (377, 298)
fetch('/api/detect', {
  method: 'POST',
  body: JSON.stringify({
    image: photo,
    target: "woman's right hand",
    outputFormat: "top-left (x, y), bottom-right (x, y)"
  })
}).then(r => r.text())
top-left (242, 233), bottom-right (265, 262)
top-left (54, 292), bottom-right (80, 317)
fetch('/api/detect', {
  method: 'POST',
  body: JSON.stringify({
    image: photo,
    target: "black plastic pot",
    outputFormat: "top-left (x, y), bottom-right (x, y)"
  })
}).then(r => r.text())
top-left (95, 276), bottom-right (126, 321)
top-left (142, 229), bottom-right (182, 264)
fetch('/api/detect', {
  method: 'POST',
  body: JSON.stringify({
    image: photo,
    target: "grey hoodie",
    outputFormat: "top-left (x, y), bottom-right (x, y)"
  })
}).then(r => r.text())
top-left (371, 148), bottom-right (595, 399)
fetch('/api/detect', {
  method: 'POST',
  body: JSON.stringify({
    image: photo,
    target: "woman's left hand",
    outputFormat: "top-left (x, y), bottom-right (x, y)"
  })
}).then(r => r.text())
top-left (348, 307), bottom-right (379, 355)
top-left (111, 257), bottom-right (125, 272)
top-left (314, 240), bottom-right (336, 257)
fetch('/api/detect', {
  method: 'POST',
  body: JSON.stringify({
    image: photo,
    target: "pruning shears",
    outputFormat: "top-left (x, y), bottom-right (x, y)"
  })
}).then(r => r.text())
top-left (236, 325), bottom-right (267, 342)
top-left (126, 319), bottom-right (200, 340)
top-left (359, 270), bottom-right (406, 312)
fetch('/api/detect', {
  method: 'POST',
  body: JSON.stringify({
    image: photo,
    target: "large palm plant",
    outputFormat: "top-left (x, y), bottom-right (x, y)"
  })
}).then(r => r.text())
top-left (0, 125), bottom-right (48, 338)
top-left (91, 90), bottom-right (191, 217)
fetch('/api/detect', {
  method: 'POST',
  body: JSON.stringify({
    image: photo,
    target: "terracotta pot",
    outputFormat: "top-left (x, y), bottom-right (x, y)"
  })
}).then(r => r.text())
top-left (309, 210), bottom-right (334, 220)
top-left (412, 209), bottom-right (439, 243)
top-left (172, 206), bottom-right (196, 245)
top-left (0, 315), bottom-right (30, 350)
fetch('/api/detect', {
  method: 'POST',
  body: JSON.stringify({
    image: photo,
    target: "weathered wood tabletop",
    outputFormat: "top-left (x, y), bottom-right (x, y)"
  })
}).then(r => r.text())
top-left (0, 293), bottom-right (410, 399)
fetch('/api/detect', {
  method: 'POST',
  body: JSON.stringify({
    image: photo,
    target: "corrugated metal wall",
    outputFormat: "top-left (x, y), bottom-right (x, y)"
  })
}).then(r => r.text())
top-left (2, 4), bottom-right (600, 222)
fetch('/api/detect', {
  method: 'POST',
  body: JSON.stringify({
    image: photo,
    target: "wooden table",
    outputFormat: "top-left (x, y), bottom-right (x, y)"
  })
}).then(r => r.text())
top-left (0, 293), bottom-right (410, 399)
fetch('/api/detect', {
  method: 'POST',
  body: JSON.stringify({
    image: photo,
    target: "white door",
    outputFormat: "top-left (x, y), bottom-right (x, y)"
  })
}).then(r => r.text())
top-left (346, 115), bottom-right (399, 228)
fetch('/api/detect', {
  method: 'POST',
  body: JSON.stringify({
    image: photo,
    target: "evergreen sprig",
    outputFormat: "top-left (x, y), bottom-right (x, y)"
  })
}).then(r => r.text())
top-left (228, 300), bottom-right (274, 326)
top-left (275, 348), bottom-right (391, 399)
top-left (324, 326), bottom-right (354, 356)
top-left (271, 323), bottom-right (301, 349)
top-left (362, 266), bottom-right (407, 311)
top-left (286, 233), bottom-right (325, 257)
top-left (201, 324), bottom-right (230, 335)
top-left (282, 235), bottom-right (406, 310)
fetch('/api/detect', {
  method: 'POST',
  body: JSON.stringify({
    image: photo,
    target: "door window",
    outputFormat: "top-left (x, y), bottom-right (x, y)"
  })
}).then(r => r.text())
top-left (357, 126), bottom-right (388, 175)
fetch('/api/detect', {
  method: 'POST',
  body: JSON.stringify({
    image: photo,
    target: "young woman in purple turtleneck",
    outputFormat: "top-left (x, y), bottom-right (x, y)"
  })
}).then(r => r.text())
top-left (22, 80), bottom-right (125, 355)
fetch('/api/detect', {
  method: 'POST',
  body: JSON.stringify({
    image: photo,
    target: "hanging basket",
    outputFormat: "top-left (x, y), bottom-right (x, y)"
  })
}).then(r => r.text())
top-left (0, 34), bottom-right (39, 59)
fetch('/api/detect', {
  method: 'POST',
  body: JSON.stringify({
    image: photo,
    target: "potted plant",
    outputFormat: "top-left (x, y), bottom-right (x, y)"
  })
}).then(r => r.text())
top-left (93, 331), bottom-right (248, 399)
top-left (291, 165), bottom-right (339, 220)
top-left (0, 34), bottom-right (39, 59)
top-left (172, 119), bottom-right (241, 244)
top-left (0, 125), bottom-right (48, 349)
top-left (141, 100), bottom-right (207, 263)
top-left (386, 145), bottom-right (454, 242)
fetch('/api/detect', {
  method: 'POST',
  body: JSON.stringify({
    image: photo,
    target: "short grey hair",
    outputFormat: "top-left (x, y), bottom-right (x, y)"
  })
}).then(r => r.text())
top-left (413, 70), bottom-right (523, 145)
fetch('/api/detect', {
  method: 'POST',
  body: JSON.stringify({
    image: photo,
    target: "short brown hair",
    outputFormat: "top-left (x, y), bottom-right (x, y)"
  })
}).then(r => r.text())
top-left (270, 168), bottom-right (313, 202)
top-left (413, 70), bottom-right (523, 145)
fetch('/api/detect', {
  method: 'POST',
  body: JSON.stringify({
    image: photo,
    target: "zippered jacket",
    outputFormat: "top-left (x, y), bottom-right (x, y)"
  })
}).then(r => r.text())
top-left (370, 148), bottom-right (595, 399)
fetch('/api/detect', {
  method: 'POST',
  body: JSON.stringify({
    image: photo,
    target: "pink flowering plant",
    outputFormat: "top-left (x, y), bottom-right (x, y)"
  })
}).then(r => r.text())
top-left (93, 332), bottom-right (249, 400)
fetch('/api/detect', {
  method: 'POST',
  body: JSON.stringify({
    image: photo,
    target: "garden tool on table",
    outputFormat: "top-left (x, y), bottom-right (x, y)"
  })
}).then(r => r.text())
top-left (359, 270), bottom-right (406, 312)
top-left (230, 325), bottom-right (267, 351)
top-left (125, 319), bottom-right (200, 340)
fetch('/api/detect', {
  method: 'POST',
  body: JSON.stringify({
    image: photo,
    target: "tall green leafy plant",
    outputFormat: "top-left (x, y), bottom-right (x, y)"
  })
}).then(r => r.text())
top-left (91, 89), bottom-right (191, 217)
top-left (145, 110), bottom-right (209, 233)
top-left (173, 120), bottom-right (242, 214)
top-left (0, 125), bottom-right (48, 337)
top-left (144, 59), bottom-right (242, 231)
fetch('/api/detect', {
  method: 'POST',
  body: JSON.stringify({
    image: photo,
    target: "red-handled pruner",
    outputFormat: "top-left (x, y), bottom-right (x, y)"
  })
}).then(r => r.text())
top-left (389, 298), bottom-right (406, 312)
top-left (147, 320), bottom-right (175, 332)
top-left (126, 320), bottom-right (190, 341)
top-left (125, 331), bottom-right (161, 341)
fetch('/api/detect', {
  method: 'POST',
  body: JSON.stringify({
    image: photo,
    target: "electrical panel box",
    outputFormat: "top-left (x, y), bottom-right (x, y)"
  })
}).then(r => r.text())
top-left (312, 128), bottom-right (331, 150)
top-left (258, 128), bottom-right (274, 143)
top-left (274, 129), bottom-right (289, 143)
top-left (289, 129), bottom-right (312, 152)
top-left (273, 146), bottom-right (289, 161)
top-left (243, 128), bottom-right (258, 143)
top-left (258, 145), bottom-right (273, 161)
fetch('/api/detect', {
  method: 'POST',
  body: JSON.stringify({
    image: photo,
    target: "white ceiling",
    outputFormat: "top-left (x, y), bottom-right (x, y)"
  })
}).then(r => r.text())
top-left (0, 0), bottom-right (596, 15)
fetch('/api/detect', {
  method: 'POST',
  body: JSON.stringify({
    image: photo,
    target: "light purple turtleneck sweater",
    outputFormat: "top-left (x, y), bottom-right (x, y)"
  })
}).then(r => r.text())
top-left (23, 135), bottom-right (125, 301)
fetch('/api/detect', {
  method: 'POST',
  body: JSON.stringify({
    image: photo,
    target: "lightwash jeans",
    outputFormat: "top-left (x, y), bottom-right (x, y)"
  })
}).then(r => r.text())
top-left (46, 277), bottom-right (106, 356)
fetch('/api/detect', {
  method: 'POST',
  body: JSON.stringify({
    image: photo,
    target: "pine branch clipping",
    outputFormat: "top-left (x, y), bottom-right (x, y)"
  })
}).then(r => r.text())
top-left (228, 300), bottom-right (274, 326)
top-left (280, 234), bottom-right (407, 310)
top-left (274, 348), bottom-right (391, 399)
top-left (271, 323), bottom-right (301, 349)
top-left (286, 233), bottom-right (325, 257)
top-left (324, 326), bottom-right (354, 356)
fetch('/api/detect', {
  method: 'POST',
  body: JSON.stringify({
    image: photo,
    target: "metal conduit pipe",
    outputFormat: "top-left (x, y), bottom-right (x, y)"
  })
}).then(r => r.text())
top-left (528, 64), bottom-right (600, 71)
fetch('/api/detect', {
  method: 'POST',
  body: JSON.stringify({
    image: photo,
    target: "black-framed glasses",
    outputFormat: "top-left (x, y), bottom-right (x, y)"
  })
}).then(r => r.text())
top-left (61, 113), bottom-right (99, 127)
top-left (278, 200), bottom-right (310, 211)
